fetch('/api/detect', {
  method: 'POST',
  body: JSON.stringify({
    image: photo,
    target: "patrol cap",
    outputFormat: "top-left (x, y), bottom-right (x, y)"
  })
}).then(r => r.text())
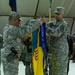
top-left (9, 11), bottom-right (22, 21)
top-left (54, 7), bottom-right (65, 14)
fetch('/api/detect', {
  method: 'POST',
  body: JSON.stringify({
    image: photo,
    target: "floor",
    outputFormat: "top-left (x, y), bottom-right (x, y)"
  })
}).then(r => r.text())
top-left (1, 60), bottom-right (75, 75)
top-left (68, 60), bottom-right (75, 75)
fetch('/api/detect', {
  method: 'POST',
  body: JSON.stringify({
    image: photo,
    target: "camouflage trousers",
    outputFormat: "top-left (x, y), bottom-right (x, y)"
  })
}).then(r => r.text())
top-left (48, 50), bottom-right (68, 75)
top-left (20, 49), bottom-right (33, 75)
top-left (25, 62), bottom-right (33, 75)
top-left (2, 58), bottom-right (19, 75)
top-left (25, 53), bottom-right (33, 75)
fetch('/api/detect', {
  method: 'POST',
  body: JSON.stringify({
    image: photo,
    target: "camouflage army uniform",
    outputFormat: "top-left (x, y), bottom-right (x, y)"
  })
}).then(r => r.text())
top-left (20, 19), bottom-right (41, 75)
top-left (19, 33), bottom-right (33, 75)
top-left (46, 19), bottom-right (69, 75)
top-left (1, 24), bottom-right (27, 75)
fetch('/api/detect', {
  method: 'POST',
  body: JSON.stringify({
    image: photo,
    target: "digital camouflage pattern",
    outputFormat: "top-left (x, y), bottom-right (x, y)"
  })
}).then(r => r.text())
top-left (1, 18), bottom-right (44, 75)
top-left (1, 24), bottom-right (27, 75)
top-left (46, 19), bottom-right (69, 75)
top-left (20, 19), bottom-right (41, 75)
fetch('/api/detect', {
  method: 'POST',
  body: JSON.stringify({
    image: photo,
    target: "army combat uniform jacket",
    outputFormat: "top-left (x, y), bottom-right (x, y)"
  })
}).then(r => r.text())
top-left (1, 24), bottom-right (28, 62)
top-left (46, 19), bottom-right (69, 75)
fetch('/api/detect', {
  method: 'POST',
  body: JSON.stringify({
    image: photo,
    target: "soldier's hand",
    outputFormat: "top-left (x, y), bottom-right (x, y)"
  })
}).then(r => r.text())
top-left (24, 32), bottom-right (31, 41)
top-left (28, 32), bottom-right (32, 37)
top-left (24, 37), bottom-right (31, 42)
top-left (41, 17), bottom-right (46, 23)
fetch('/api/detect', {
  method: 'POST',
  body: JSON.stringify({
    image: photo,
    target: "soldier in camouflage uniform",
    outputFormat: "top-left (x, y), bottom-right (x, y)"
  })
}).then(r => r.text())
top-left (41, 7), bottom-right (69, 75)
top-left (20, 19), bottom-right (41, 75)
top-left (47, 7), bottom-right (69, 75)
top-left (1, 11), bottom-right (29, 75)
top-left (20, 32), bottom-right (32, 75)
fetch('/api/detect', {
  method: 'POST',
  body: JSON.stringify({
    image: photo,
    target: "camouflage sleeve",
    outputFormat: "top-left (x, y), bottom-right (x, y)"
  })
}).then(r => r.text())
top-left (12, 26), bottom-right (26, 39)
top-left (20, 24), bottom-right (31, 37)
top-left (46, 23), bottom-right (68, 37)
top-left (25, 19), bottom-right (41, 32)
top-left (16, 19), bottom-right (42, 39)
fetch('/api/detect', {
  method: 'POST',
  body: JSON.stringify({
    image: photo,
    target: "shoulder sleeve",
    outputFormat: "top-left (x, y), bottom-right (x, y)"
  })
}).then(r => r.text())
top-left (46, 22), bottom-right (68, 37)
top-left (11, 26), bottom-right (26, 39)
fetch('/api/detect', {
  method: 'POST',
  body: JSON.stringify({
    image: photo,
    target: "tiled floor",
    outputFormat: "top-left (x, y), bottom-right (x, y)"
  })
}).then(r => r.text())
top-left (1, 60), bottom-right (75, 75)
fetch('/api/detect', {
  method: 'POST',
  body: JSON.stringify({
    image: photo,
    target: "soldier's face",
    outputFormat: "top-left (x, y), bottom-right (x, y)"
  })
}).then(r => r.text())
top-left (14, 18), bottom-right (21, 26)
top-left (54, 13), bottom-right (64, 21)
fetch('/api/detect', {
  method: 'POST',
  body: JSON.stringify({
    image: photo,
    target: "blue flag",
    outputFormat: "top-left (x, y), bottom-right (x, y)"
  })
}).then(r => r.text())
top-left (40, 23), bottom-right (46, 52)
top-left (9, 0), bottom-right (17, 12)
top-left (40, 23), bottom-right (48, 72)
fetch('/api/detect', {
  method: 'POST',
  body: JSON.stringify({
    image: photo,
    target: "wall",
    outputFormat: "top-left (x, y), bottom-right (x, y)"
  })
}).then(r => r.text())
top-left (0, 16), bottom-right (75, 35)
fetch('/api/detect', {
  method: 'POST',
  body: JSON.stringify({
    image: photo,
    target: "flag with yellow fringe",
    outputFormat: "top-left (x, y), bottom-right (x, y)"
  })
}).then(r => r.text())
top-left (9, 0), bottom-right (17, 12)
top-left (32, 22), bottom-right (47, 75)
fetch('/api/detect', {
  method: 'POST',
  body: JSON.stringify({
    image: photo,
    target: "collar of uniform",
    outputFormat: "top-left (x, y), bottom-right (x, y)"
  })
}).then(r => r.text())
top-left (55, 19), bottom-right (64, 25)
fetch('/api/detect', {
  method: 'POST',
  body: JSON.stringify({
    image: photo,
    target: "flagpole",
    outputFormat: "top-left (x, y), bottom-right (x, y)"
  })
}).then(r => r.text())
top-left (49, 0), bottom-right (52, 22)
top-left (49, 8), bottom-right (51, 22)
top-left (48, 0), bottom-right (52, 59)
